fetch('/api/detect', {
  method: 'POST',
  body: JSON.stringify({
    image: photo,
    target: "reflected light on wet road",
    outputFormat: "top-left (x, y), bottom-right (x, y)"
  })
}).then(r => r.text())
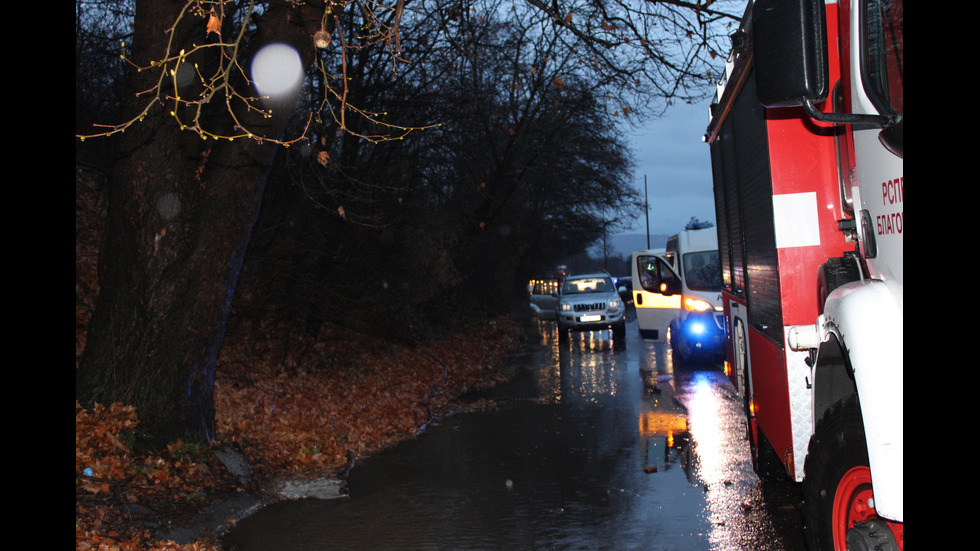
top-left (222, 317), bottom-right (807, 551)
top-left (533, 322), bottom-right (624, 403)
top-left (687, 372), bottom-right (724, 485)
top-left (677, 369), bottom-right (797, 551)
top-left (685, 371), bottom-right (733, 545)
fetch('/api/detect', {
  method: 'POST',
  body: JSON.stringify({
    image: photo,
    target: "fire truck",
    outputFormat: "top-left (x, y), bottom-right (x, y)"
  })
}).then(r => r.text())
top-left (702, 0), bottom-right (903, 549)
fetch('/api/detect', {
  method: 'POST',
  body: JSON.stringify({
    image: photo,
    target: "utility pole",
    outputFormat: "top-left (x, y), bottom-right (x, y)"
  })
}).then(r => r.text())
top-left (644, 175), bottom-right (650, 249)
top-left (601, 213), bottom-right (608, 271)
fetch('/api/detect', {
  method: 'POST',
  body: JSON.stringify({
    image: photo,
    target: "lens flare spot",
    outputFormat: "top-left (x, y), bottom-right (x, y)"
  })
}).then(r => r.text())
top-left (251, 43), bottom-right (302, 98)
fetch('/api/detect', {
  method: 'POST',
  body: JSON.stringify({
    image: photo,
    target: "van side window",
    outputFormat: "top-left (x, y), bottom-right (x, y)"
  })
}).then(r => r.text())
top-left (637, 256), bottom-right (680, 294)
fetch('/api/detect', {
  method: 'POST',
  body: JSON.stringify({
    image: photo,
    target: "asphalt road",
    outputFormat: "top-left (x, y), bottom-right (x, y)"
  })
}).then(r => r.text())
top-left (223, 316), bottom-right (807, 551)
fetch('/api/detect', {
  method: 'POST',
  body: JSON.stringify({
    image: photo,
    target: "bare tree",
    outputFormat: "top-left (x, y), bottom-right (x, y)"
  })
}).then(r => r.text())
top-left (76, 0), bottom-right (741, 446)
top-left (76, 0), bottom-right (329, 446)
top-left (522, 0), bottom-right (743, 113)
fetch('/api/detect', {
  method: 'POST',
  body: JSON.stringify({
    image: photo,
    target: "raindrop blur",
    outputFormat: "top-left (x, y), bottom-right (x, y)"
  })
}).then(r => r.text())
top-left (174, 62), bottom-right (194, 89)
top-left (156, 192), bottom-right (180, 220)
top-left (251, 43), bottom-right (302, 99)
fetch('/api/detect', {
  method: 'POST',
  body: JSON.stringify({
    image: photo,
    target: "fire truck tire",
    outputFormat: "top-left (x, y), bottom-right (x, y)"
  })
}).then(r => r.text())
top-left (803, 396), bottom-right (900, 551)
top-left (817, 256), bottom-right (861, 310)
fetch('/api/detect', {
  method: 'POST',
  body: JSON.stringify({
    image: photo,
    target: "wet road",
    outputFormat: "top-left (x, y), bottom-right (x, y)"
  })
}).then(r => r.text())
top-left (223, 316), bottom-right (806, 550)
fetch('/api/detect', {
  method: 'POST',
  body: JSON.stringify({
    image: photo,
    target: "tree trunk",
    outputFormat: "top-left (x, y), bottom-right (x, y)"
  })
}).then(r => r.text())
top-left (76, 0), bottom-right (320, 446)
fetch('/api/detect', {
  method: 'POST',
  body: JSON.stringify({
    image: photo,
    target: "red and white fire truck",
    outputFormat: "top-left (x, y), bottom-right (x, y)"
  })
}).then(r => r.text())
top-left (702, 0), bottom-right (902, 549)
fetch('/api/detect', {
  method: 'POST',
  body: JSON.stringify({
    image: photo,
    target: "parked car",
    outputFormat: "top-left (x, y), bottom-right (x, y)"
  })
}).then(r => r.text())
top-left (614, 276), bottom-right (633, 304)
top-left (555, 272), bottom-right (626, 342)
top-left (528, 278), bottom-right (560, 321)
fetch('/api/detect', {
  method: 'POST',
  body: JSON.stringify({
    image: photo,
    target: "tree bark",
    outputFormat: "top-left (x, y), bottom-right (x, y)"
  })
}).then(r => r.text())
top-left (76, 0), bottom-right (320, 446)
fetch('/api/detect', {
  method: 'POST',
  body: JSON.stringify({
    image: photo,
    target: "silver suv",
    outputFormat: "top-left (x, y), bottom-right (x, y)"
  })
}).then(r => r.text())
top-left (555, 272), bottom-right (626, 342)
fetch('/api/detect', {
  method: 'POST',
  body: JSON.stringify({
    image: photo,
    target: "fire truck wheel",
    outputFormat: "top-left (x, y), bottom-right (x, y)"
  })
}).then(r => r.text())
top-left (803, 396), bottom-right (900, 551)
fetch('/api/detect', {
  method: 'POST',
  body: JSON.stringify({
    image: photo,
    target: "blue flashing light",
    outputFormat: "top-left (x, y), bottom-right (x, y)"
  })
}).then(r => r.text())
top-left (688, 320), bottom-right (706, 336)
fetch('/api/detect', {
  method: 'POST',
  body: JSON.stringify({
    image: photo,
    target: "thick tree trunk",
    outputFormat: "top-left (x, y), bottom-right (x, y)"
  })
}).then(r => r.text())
top-left (76, 0), bottom-right (320, 446)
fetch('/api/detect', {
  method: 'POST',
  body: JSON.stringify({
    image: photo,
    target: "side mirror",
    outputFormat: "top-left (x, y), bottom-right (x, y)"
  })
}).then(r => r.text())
top-left (878, 116), bottom-right (903, 158)
top-left (752, 0), bottom-right (828, 108)
top-left (752, 0), bottom-right (900, 153)
top-left (659, 278), bottom-right (681, 297)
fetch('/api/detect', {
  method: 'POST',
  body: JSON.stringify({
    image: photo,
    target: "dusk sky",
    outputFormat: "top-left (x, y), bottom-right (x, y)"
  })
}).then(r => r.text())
top-left (621, 98), bottom-right (717, 239)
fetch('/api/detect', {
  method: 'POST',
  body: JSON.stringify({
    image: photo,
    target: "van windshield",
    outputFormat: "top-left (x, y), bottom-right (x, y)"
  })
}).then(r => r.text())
top-left (683, 251), bottom-right (722, 291)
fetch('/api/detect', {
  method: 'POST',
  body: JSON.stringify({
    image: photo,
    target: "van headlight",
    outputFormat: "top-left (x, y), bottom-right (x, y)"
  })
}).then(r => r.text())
top-left (683, 298), bottom-right (713, 312)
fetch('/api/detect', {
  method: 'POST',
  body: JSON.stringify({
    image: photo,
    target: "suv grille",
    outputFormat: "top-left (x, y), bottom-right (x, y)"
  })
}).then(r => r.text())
top-left (574, 302), bottom-right (605, 312)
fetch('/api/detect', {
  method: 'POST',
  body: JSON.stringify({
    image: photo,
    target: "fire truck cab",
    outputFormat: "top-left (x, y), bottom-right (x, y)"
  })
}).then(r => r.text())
top-left (704, 0), bottom-right (903, 549)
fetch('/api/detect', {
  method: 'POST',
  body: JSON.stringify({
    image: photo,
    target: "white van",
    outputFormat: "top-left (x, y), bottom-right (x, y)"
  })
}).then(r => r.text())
top-left (633, 228), bottom-right (724, 362)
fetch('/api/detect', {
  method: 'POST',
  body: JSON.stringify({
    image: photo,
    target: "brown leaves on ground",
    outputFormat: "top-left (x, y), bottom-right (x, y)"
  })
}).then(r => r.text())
top-left (76, 403), bottom-right (231, 550)
top-left (215, 316), bottom-right (520, 477)
top-left (74, 166), bottom-right (524, 549)
top-left (76, 315), bottom-right (523, 551)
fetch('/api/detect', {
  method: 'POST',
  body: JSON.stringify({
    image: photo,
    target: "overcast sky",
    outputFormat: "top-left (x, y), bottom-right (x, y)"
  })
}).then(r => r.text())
top-left (620, 98), bottom-right (716, 238)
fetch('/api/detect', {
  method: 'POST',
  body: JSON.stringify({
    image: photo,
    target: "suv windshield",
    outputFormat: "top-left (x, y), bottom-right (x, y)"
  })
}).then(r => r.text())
top-left (562, 276), bottom-right (613, 295)
top-left (682, 251), bottom-right (722, 291)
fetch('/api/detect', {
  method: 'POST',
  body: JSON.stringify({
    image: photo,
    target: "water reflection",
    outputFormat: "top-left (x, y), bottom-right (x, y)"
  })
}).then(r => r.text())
top-left (637, 397), bottom-right (689, 475)
top-left (532, 323), bottom-right (626, 403)
top-left (222, 319), bottom-right (805, 551)
top-left (638, 339), bottom-right (673, 392)
top-left (672, 369), bottom-right (798, 551)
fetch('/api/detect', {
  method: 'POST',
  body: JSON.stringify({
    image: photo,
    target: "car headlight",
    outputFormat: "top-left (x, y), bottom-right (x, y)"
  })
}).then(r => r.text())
top-left (559, 302), bottom-right (572, 312)
top-left (683, 298), bottom-right (713, 312)
top-left (609, 298), bottom-right (622, 309)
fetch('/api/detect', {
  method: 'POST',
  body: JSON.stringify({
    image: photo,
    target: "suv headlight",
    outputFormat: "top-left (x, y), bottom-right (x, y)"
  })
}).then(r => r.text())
top-left (559, 302), bottom-right (572, 312)
top-left (609, 298), bottom-right (622, 309)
